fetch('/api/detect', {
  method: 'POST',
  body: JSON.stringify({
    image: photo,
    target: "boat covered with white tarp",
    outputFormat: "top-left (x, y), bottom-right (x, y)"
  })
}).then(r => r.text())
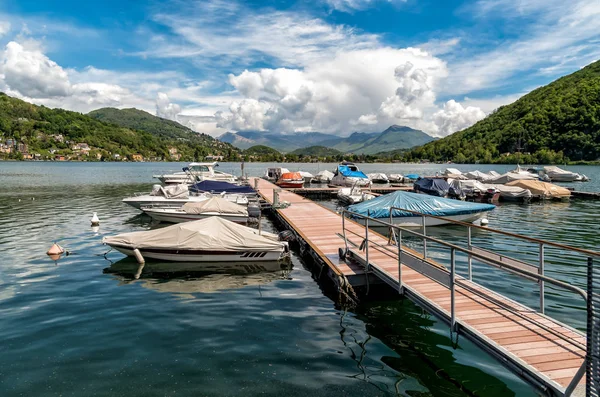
top-left (103, 217), bottom-right (289, 262)
top-left (543, 166), bottom-right (588, 182)
top-left (142, 197), bottom-right (249, 223)
top-left (311, 170), bottom-right (335, 183)
top-left (367, 173), bottom-right (389, 184)
top-left (347, 190), bottom-right (495, 227)
top-left (123, 184), bottom-right (249, 209)
top-left (486, 172), bottom-right (537, 184)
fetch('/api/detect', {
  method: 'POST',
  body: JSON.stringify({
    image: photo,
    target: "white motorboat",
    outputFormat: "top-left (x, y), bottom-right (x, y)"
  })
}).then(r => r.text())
top-left (347, 190), bottom-right (495, 227)
top-left (264, 167), bottom-right (290, 182)
top-left (367, 173), bottom-right (389, 184)
top-left (298, 171), bottom-right (314, 184)
top-left (387, 174), bottom-right (404, 183)
top-left (311, 170), bottom-right (334, 184)
top-left (330, 162), bottom-right (371, 187)
top-left (543, 166), bottom-right (588, 182)
top-left (103, 217), bottom-right (289, 262)
top-left (153, 162), bottom-right (237, 184)
top-left (142, 197), bottom-right (249, 224)
top-left (337, 186), bottom-right (376, 205)
top-left (122, 184), bottom-right (249, 210)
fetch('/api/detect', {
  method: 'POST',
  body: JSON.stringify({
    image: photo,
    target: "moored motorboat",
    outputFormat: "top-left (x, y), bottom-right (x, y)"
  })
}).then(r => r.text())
top-left (330, 162), bottom-right (370, 187)
top-left (347, 190), bottom-right (495, 227)
top-left (122, 184), bottom-right (249, 210)
top-left (264, 167), bottom-right (290, 182)
top-left (311, 170), bottom-right (334, 184)
top-left (142, 197), bottom-right (249, 224)
top-left (337, 186), bottom-right (376, 205)
top-left (505, 180), bottom-right (571, 200)
top-left (413, 178), bottom-right (451, 197)
top-left (102, 217), bottom-right (289, 262)
top-left (367, 173), bottom-right (389, 184)
top-left (298, 171), bottom-right (314, 184)
top-left (388, 174), bottom-right (404, 183)
top-left (276, 172), bottom-right (304, 188)
top-left (154, 162), bottom-right (237, 184)
top-left (543, 166), bottom-right (588, 182)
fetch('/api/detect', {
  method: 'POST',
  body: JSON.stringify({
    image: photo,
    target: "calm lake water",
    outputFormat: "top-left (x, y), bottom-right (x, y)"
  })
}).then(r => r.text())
top-left (1, 161), bottom-right (599, 396)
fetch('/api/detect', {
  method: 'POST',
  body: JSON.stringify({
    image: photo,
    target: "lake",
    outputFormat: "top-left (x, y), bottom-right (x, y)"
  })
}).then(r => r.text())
top-left (1, 161), bottom-right (598, 396)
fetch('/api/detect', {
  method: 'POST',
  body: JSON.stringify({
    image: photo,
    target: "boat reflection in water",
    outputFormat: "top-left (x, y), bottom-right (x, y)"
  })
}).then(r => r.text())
top-left (103, 258), bottom-right (292, 296)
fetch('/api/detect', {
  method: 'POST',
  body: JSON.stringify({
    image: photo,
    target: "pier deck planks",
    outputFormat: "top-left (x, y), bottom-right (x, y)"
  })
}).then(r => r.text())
top-left (251, 178), bottom-right (585, 395)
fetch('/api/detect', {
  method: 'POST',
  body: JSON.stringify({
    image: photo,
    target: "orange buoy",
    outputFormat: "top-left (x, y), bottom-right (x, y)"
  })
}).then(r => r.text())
top-left (48, 253), bottom-right (62, 261)
top-left (46, 243), bottom-right (65, 255)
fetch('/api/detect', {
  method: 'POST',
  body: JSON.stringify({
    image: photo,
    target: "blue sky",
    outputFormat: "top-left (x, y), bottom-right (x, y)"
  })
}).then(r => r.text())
top-left (0, 0), bottom-right (598, 136)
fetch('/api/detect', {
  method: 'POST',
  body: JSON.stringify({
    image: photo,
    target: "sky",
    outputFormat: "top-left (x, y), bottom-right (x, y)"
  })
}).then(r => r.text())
top-left (0, 0), bottom-right (598, 137)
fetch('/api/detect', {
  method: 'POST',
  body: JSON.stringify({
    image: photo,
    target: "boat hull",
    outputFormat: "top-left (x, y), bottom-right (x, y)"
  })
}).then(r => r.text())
top-left (108, 245), bottom-right (286, 262)
top-left (353, 212), bottom-right (488, 227)
top-left (143, 209), bottom-right (249, 224)
top-left (276, 180), bottom-right (304, 188)
top-left (123, 194), bottom-right (250, 210)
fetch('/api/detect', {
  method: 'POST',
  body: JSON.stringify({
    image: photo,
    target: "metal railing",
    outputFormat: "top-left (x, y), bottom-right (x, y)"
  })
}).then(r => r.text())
top-left (340, 207), bottom-right (599, 396)
top-left (588, 256), bottom-right (600, 397)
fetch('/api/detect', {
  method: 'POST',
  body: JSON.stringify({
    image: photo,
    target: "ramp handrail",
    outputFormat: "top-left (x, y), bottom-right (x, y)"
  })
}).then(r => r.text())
top-left (340, 208), bottom-right (596, 396)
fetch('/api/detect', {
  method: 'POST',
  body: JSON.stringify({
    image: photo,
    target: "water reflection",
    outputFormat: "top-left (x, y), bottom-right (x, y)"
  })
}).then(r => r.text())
top-left (104, 258), bottom-right (293, 297)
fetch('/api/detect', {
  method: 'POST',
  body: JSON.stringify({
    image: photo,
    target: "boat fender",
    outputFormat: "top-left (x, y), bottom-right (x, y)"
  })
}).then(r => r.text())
top-left (359, 239), bottom-right (366, 251)
top-left (133, 248), bottom-right (145, 264)
top-left (338, 247), bottom-right (346, 260)
top-left (91, 212), bottom-right (100, 226)
top-left (480, 218), bottom-right (489, 226)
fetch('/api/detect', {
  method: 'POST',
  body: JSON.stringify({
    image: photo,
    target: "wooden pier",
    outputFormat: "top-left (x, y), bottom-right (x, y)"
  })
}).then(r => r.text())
top-left (251, 177), bottom-right (592, 397)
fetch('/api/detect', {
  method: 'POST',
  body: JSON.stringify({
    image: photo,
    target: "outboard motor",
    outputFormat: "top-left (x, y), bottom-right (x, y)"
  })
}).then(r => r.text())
top-left (278, 230), bottom-right (295, 242)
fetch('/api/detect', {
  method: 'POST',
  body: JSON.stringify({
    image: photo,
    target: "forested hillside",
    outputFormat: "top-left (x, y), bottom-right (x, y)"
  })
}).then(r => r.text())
top-left (406, 60), bottom-right (600, 163)
top-left (0, 94), bottom-right (239, 161)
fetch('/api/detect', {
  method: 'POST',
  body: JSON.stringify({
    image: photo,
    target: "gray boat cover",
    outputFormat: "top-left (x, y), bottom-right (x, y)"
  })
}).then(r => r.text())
top-left (103, 217), bottom-right (285, 251)
top-left (465, 170), bottom-right (492, 181)
top-left (182, 197), bottom-right (248, 215)
top-left (444, 168), bottom-right (462, 176)
top-left (486, 172), bottom-right (536, 184)
top-left (153, 183), bottom-right (189, 199)
top-left (448, 179), bottom-right (488, 196)
top-left (314, 170), bottom-right (334, 181)
top-left (483, 184), bottom-right (532, 198)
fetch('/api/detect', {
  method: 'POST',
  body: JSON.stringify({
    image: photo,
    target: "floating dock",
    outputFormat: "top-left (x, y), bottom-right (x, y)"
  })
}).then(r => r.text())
top-left (251, 177), bottom-right (596, 397)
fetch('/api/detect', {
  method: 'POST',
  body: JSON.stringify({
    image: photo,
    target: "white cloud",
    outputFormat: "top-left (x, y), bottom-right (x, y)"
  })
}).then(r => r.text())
top-left (432, 100), bottom-right (486, 135)
top-left (141, 1), bottom-right (379, 67)
top-left (155, 92), bottom-right (181, 121)
top-left (1, 41), bottom-right (71, 97)
top-left (214, 47), bottom-right (481, 136)
top-left (324, 0), bottom-right (406, 13)
top-left (446, 0), bottom-right (600, 94)
top-left (0, 21), bottom-right (10, 38)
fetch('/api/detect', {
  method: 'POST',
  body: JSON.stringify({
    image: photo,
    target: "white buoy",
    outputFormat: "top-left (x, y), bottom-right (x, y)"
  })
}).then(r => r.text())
top-left (133, 248), bottom-right (145, 264)
top-left (18, 199), bottom-right (21, 202)
top-left (481, 218), bottom-right (489, 226)
top-left (91, 212), bottom-right (100, 226)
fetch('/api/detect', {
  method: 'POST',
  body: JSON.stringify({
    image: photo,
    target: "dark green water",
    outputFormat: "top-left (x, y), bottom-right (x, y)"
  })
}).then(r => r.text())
top-left (1, 162), bottom-right (598, 396)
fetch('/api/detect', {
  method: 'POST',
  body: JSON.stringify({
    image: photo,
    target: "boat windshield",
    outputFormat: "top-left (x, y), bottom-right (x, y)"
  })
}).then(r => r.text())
top-left (190, 165), bottom-right (211, 172)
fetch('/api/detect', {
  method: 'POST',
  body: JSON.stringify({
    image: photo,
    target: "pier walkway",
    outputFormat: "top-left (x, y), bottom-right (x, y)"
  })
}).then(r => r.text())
top-left (251, 177), bottom-right (595, 397)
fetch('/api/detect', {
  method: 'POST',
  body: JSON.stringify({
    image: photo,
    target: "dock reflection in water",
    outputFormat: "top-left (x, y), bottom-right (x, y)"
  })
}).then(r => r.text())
top-left (104, 259), bottom-right (293, 297)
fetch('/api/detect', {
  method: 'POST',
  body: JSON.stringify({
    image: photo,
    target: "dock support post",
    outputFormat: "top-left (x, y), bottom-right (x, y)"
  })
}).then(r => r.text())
top-left (398, 228), bottom-right (403, 295)
top-left (467, 226), bottom-right (473, 281)
top-left (450, 247), bottom-right (456, 332)
top-left (273, 189), bottom-right (280, 207)
top-left (422, 215), bottom-right (427, 259)
top-left (539, 243), bottom-right (545, 314)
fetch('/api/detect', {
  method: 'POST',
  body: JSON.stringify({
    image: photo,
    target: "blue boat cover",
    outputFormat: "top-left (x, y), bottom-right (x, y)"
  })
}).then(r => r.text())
top-left (348, 191), bottom-right (495, 218)
top-left (189, 180), bottom-right (255, 194)
top-left (404, 174), bottom-right (420, 180)
top-left (414, 178), bottom-right (450, 197)
top-left (337, 165), bottom-right (368, 179)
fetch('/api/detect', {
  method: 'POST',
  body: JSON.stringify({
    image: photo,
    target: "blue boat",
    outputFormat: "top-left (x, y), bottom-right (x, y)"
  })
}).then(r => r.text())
top-left (347, 190), bottom-right (495, 227)
top-left (189, 180), bottom-right (256, 195)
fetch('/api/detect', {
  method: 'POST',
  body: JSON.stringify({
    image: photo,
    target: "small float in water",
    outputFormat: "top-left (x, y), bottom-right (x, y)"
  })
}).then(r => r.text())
top-left (103, 217), bottom-right (289, 262)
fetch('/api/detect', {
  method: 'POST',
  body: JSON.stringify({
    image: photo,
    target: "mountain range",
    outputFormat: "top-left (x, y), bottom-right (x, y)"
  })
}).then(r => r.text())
top-left (219, 125), bottom-right (434, 154)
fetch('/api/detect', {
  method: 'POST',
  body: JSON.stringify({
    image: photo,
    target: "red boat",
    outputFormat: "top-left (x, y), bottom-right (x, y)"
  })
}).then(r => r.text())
top-left (276, 172), bottom-right (304, 188)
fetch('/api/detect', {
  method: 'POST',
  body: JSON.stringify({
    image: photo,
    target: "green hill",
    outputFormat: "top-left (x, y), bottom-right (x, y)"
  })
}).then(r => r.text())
top-left (406, 61), bottom-right (600, 163)
top-left (289, 145), bottom-right (343, 156)
top-left (243, 145), bottom-right (283, 161)
top-left (0, 93), bottom-right (239, 161)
